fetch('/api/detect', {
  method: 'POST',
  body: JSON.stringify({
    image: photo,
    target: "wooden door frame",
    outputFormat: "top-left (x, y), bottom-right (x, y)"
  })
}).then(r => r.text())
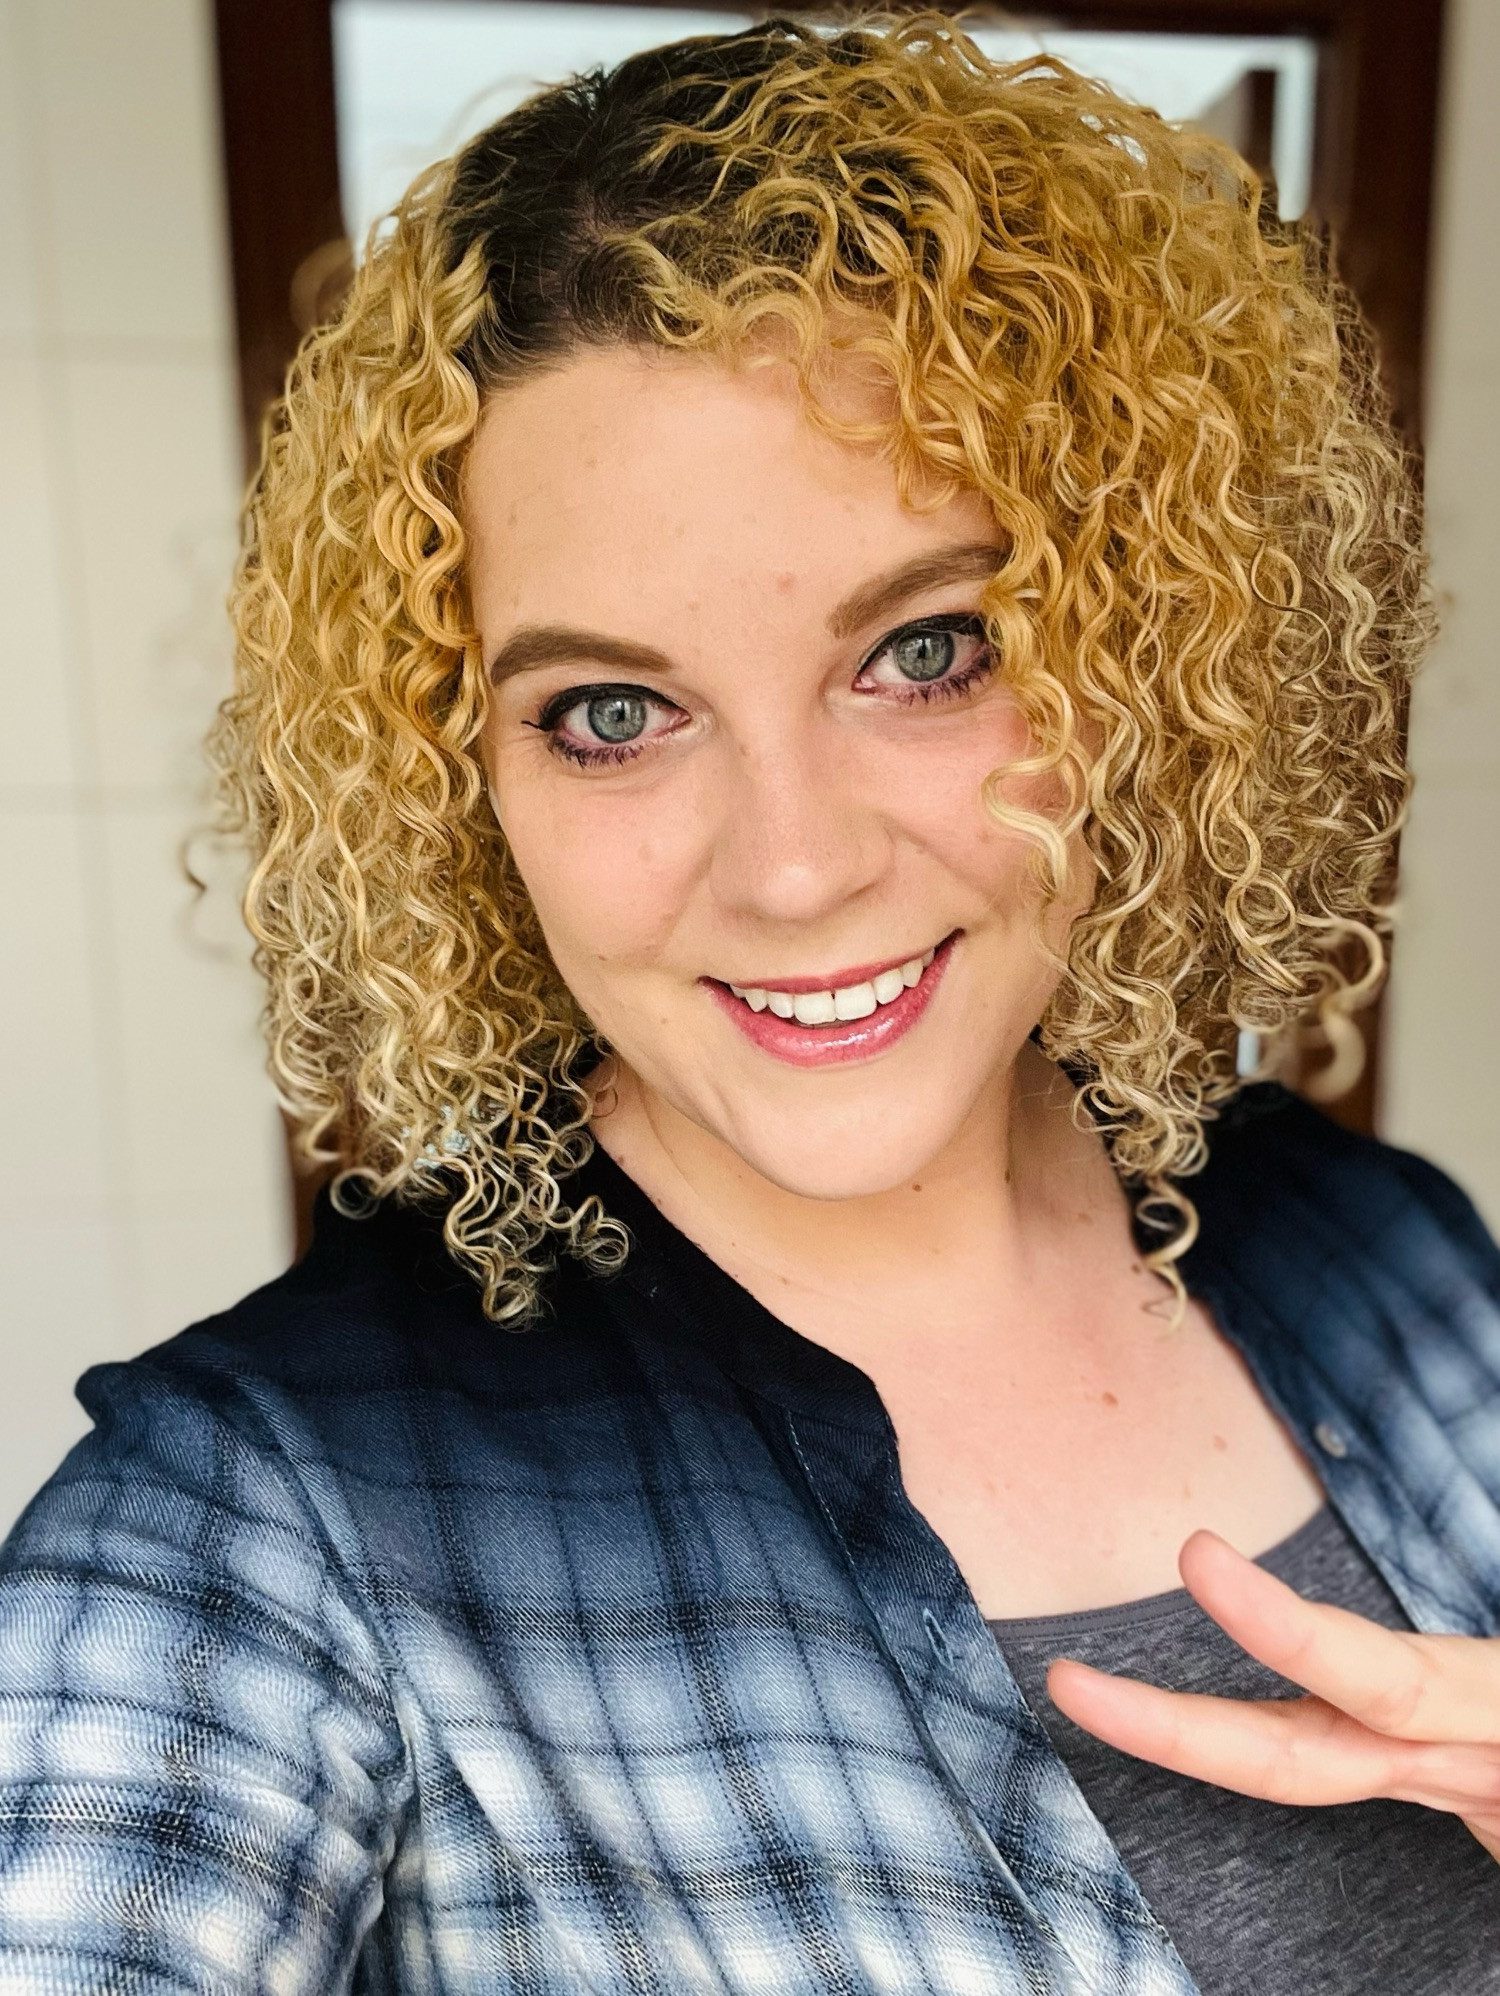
top-left (212, 0), bottom-right (1447, 1155)
top-left (213, 0), bottom-right (1446, 442)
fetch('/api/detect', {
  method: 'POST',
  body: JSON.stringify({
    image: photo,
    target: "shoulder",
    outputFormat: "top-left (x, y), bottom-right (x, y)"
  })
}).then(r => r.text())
top-left (1184, 1087), bottom-right (1500, 1632)
top-left (22, 1184), bottom-right (659, 1632)
top-left (1190, 1082), bottom-right (1500, 1294)
top-left (138, 1181), bottom-right (607, 1375)
top-left (69, 1183), bottom-right (631, 1497)
top-left (1183, 1083), bottom-right (1500, 1403)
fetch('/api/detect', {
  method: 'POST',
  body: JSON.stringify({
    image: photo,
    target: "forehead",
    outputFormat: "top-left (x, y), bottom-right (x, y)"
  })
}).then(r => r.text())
top-left (462, 346), bottom-right (998, 636)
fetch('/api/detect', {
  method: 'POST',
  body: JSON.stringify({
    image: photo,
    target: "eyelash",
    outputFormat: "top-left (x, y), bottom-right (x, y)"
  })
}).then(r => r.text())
top-left (527, 686), bottom-right (668, 769)
top-left (874, 615), bottom-right (995, 709)
top-left (526, 613), bottom-right (996, 769)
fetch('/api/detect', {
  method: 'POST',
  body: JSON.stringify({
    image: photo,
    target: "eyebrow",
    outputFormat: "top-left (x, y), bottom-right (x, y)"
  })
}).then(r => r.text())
top-left (486, 627), bottom-right (674, 686)
top-left (485, 538), bottom-right (1008, 685)
top-left (825, 539), bottom-right (1008, 640)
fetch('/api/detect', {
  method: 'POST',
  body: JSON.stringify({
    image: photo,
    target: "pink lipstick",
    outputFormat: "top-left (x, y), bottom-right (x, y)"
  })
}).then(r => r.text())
top-left (703, 932), bottom-right (958, 1068)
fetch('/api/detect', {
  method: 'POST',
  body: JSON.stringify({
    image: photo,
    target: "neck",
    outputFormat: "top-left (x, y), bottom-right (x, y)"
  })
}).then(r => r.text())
top-left (589, 1041), bottom-right (1130, 1356)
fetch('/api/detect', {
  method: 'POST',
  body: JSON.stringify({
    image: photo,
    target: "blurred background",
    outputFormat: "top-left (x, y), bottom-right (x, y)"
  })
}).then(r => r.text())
top-left (0, 0), bottom-right (1493, 1532)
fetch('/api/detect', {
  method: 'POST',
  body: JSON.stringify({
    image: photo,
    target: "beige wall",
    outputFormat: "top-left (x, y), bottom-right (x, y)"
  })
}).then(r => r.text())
top-left (0, 0), bottom-right (289, 1533)
top-left (1383, 0), bottom-right (1500, 1225)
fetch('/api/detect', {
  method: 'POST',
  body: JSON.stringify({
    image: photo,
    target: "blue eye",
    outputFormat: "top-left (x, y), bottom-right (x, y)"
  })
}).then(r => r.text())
top-left (891, 628), bottom-right (956, 682)
top-left (584, 692), bottom-right (647, 743)
top-left (857, 613), bottom-right (995, 701)
top-left (526, 679), bottom-right (685, 769)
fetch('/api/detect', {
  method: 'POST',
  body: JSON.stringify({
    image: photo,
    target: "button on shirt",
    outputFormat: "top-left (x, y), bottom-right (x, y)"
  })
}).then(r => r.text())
top-left (0, 1085), bottom-right (1498, 1994)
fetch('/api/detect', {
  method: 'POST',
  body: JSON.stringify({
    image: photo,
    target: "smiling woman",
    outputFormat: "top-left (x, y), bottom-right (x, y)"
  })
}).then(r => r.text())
top-left (466, 345), bottom-right (1078, 1185)
top-left (215, 5), bottom-right (1432, 1330)
top-left (1, 11), bottom-right (1498, 1996)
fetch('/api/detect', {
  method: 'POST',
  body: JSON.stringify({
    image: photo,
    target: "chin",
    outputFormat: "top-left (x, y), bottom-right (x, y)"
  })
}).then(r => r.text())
top-left (706, 1092), bottom-right (972, 1203)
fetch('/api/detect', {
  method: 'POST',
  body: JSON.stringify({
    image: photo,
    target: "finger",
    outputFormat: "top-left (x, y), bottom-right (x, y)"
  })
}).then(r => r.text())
top-left (1048, 1659), bottom-right (1500, 1835)
top-left (1176, 1530), bottom-right (1500, 1745)
top-left (1045, 1658), bottom-right (1400, 1806)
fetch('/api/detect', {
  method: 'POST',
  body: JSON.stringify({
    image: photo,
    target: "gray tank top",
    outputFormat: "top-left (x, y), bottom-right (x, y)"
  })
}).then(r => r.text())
top-left (989, 1505), bottom-right (1500, 1993)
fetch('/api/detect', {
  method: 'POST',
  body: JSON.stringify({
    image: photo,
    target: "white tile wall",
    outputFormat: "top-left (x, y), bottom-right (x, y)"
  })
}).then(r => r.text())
top-left (1384, 0), bottom-right (1500, 1226)
top-left (0, 0), bottom-right (289, 1535)
top-left (0, 352), bottom-right (78, 789)
top-left (0, 4), bottom-right (39, 343)
top-left (61, 354), bottom-right (244, 796)
top-left (25, 0), bottom-right (233, 350)
top-left (0, 806), bottom-right (116, 1216)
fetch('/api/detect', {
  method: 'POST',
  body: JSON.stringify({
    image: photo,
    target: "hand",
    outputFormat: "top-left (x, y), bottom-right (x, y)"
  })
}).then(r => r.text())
top-left (1045, 1530), bottom-right (1500, 1863)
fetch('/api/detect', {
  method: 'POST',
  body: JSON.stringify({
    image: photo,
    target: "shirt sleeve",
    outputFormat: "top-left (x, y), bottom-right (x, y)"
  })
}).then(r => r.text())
top-left (1388, 1140), bottom-right (1500, 1304)
top-left (0, 1353), bottom-right (411, 1995)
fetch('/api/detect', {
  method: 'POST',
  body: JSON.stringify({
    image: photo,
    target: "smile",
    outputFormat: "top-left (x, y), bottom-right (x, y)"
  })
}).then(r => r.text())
top-left (704, 934), bottom-right (958, 1068)
top-left (729, 946), bottom-right (936, 1024)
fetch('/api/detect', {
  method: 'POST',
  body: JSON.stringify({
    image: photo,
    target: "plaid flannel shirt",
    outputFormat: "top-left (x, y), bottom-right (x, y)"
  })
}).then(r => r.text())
top-left (1, 1084), bottom-right (1498, 1994)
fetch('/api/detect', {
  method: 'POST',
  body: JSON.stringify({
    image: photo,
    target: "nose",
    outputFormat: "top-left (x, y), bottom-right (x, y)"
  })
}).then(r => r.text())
top-left (706, 726), bottom-right (893, 927)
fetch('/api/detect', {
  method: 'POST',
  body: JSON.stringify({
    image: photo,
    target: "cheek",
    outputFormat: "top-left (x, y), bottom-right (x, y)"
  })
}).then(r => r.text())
top-left (886, 696), bottom-right (1052, 906)
top-left (490, 752), bottom-right (710, 982)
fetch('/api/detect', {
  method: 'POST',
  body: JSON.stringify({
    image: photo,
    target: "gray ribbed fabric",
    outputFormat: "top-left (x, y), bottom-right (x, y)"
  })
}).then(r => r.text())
top-left (990, 1504), bottom-right (1500, 1994)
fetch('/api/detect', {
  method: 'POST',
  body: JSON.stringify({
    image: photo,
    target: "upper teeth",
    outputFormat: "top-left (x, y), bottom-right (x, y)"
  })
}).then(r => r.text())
top-left (730, 947), bottom-right (936, 1025)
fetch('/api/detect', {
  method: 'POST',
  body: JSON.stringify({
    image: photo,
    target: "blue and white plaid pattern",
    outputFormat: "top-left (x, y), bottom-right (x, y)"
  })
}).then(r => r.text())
top-left (1, 1086), bottom-right (1497, 1994)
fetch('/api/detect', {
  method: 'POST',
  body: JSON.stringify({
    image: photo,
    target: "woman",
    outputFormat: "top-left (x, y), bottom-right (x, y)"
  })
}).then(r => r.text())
top-left (1, 13), bottom-right (1497, 1992)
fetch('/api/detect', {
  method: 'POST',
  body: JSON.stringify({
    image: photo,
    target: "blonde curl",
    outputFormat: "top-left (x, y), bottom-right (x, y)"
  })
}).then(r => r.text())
top-left (209, 9), bottom-right (1432, 1318)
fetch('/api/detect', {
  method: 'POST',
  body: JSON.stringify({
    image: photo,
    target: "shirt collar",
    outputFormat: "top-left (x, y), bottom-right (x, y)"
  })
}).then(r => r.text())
top-left (571, 1142), bottom-right (894, 1433)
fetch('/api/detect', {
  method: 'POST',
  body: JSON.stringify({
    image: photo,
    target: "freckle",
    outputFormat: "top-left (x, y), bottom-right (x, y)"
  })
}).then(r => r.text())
top-left (1212, 1433), bottom-right (1227, 1451)
top-left (1181, 1482), bottom-right (1193, 1499)
top-left (1101, 1391), bottom-right (1118, 1408)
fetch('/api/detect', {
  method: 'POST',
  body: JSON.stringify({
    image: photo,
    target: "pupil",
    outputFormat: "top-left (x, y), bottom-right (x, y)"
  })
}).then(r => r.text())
top-left (895, 629), bottom-right (954, 682)
top-left (587, 693), bottom-right (647, 743)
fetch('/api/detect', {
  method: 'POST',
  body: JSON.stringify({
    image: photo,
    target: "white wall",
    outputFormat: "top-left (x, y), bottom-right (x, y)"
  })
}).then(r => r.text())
top-left (1384, 0), bottom-right (1500, 1226)
top-left (0, 0), bottom-right (289, 1533)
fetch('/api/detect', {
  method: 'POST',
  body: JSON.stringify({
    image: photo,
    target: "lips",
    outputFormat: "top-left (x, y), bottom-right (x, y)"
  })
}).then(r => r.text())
top-left (728, 943), bottom-right (935, 1025)
top-left (704, 933), bottom-right (958, 1067)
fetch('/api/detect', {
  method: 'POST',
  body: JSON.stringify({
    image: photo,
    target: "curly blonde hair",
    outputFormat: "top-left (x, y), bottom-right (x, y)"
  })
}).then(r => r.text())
top-left (210, 8), bottom-right (1431, 1319)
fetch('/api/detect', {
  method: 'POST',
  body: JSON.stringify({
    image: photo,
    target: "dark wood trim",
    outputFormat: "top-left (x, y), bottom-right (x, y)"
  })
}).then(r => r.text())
top-left (211, 1), bottom-right (1445, 445)
top-left (212, 0), bottom-right (1445, 1148)
top-left (1019, 1), bottom-right (1445, 1136)
top-left (213, 0), bottom-right (344, 466)
top-left (948, 1), bottom-right (1447, 443)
